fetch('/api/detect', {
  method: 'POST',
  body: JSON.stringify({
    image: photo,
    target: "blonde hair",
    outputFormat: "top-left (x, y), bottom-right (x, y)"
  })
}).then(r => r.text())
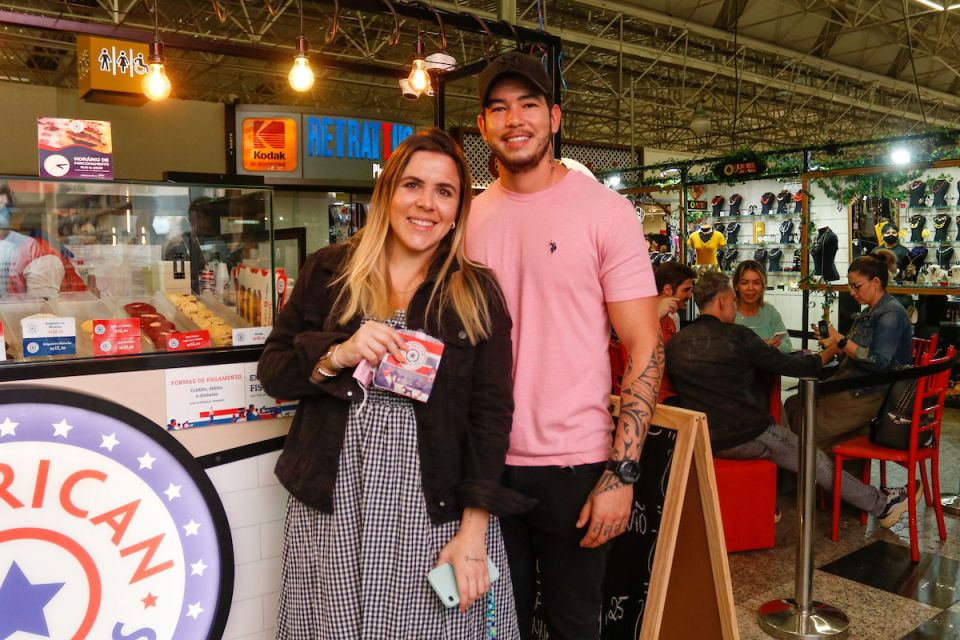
top-left (732, 259), bottom-right (768, 307)
top-left (333, 128), bottom-right (499, 343)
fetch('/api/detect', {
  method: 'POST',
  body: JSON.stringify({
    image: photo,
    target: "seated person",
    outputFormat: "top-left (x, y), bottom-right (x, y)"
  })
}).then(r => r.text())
top-left (654, 262), bottom-right (695, 403)
top-left (666, 272), bottom-right (914, 529)
top-left (733, 260), bottom-right (792, 354)
top-left (784, 255), bottom-right (912, 449)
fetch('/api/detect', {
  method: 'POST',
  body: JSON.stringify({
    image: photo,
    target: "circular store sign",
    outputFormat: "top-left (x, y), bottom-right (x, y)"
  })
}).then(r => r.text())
top-left (0, 388), bottom-right (233, 639)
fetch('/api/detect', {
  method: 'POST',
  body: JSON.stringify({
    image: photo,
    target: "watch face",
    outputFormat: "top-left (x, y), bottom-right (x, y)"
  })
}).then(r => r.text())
top-left (618, 460), bottom-right (641, 484)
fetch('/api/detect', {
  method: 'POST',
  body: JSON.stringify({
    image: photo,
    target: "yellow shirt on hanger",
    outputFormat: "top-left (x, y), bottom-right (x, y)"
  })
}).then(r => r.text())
top-left (689, 230), bottom-right (727, 265)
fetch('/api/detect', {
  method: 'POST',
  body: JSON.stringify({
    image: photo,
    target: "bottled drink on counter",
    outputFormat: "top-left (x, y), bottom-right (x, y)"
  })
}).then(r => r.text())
top-left (199, 269), bottom-right (215, 294)
top-left (215, 261), bottom-right (228, 296)
top-left (221, 271), bottom-right (236, 307)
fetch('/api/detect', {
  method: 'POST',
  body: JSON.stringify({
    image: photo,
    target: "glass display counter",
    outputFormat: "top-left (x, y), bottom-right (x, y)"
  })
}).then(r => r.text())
top-left (0, 177), bottom-right (286, 369)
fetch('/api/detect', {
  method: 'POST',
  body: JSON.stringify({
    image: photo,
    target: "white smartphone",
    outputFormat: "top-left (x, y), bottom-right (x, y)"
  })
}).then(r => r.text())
top-left (427, 559), bottom-right (500, 608)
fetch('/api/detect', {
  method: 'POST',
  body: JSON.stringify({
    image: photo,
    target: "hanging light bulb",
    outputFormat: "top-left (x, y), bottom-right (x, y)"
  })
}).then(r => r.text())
top-left (288, 0), bottom-right (314, 92)
top-left (143, 41), bottom-right (171, 100)
top-left (408, 37), bottom-right (429, 94)
top-left (288, 36), bottom-right (315, 92)
top-left (142, 1), bottom-right (171, 101)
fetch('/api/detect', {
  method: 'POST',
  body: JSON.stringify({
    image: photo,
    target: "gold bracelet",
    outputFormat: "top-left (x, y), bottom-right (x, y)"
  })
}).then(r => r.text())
top-left (314, 361), bottom-right (337, 378)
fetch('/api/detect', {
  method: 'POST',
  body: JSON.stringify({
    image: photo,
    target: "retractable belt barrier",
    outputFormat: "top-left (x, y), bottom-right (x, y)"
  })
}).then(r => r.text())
top-left (816, 355), bottom-right (957, 394)
top-left (758, 353), bottom-right (957, 640)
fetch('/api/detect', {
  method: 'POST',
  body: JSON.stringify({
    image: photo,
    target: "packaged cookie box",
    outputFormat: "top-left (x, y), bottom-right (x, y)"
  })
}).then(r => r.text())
top-left (0, 299), bottom-right (59, 361)
top-left (234, 264), bottom-right (292, 327)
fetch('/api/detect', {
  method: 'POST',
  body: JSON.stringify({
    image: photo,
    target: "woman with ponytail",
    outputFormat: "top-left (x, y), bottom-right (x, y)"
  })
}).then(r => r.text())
top-left (785, 254), bottom-right (912, 448)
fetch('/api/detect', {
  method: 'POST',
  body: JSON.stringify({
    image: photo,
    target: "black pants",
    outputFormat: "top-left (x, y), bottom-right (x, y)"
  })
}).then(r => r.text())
top-left (500, 462), bottom-right (611, 640)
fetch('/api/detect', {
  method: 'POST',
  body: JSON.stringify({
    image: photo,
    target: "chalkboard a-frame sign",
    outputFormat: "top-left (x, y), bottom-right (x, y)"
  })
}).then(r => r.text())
top-left (606, 404), bottom-right (737, 639)
top-left (532, 403), bottom-right (738, 640)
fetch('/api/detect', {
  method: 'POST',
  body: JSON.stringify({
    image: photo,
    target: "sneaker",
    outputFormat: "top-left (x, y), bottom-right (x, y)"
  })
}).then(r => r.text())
top-left (878, 482), bottom-right (922, 528)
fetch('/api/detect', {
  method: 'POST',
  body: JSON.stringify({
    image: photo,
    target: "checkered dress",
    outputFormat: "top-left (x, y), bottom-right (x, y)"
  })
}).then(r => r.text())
top-left (277, 312), bottom-right (518, 640)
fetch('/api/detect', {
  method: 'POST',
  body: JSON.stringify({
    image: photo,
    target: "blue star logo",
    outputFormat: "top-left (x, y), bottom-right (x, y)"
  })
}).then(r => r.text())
top-left (0, 561), bottom-right (65, 639)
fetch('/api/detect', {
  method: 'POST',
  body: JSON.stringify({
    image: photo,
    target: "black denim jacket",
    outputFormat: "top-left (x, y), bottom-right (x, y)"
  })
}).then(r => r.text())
top-left (258, 243), bottom-right (534, 523)
top-left (665, 315), bottom-right (823, 451)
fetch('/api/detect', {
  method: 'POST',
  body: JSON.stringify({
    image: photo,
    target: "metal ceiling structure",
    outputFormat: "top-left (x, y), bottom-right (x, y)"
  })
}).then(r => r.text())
top-left (1, 0), bottom-right (960, 154)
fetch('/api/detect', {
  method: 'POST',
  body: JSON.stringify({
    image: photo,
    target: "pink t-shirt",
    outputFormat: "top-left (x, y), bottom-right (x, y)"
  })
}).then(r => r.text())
top-left (467, 170), bottom-right (656, 466)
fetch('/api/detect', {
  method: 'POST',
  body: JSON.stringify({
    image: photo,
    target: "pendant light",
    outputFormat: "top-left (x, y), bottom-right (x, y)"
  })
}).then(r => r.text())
top-left (288, 0), bottom-right (315, 92)
top-left (142, 0), bottom-right (172, 101)
top-left (407, 34), bottom-right (429, 95)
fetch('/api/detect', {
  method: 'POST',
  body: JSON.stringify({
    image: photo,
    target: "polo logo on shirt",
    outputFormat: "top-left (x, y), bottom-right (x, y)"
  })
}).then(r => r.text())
top-left (549, 241), bottom-right (557, 254)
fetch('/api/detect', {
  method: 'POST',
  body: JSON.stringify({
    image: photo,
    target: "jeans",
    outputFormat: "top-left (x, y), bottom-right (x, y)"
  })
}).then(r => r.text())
top-left (717, 424), bottom-right (886, 516)
top-left (500, 463), bottom-right (610, 640)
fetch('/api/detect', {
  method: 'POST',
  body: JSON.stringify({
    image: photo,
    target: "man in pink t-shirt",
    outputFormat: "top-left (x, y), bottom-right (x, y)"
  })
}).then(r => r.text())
top-left (467, 53), bottom-right (662, 640)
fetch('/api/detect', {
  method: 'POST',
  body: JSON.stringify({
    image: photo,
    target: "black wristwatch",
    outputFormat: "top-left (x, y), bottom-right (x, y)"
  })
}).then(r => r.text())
top-left (606, 459), bottom-right (641, 484)
top-left (836, 337), bottom-right (849, 351)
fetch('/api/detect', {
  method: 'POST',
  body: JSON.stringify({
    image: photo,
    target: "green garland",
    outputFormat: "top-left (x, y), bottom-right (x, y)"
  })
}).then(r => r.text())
top-left (813, 170), bottom-right (924, 208)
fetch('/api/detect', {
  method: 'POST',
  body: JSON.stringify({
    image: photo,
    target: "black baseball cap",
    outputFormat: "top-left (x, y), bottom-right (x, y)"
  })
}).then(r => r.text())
top-left (478, 53), bottom-right (552, 107)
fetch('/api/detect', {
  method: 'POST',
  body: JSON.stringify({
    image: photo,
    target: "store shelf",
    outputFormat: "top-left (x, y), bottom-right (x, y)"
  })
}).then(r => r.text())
top-left (696, 213), bottom-right (801, 222)
top-left (725, 243), bottom-right (800, 248)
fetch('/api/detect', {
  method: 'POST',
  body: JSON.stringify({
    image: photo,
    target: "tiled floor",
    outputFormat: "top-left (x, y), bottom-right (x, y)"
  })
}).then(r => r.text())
top-left (730, 406), bottom-right (960, 639)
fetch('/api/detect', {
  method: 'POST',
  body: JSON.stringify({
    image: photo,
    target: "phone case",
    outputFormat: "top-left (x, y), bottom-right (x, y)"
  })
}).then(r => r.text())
top-left (427, 559), bottom-right (500, 608)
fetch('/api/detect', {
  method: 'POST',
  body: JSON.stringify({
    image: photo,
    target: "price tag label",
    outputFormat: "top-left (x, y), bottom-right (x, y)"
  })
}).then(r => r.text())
top-left (165, 330), bottom-right (211, 352)
top-left (92, 318), bottom-right (142, 356)
top-left (231, 327), bottom-right (270, 346)
top-left (22, 316), bottom-right (76, 357)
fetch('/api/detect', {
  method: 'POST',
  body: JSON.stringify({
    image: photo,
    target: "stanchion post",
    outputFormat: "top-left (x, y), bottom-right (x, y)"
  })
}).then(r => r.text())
top-left (758, 378), bottom-right (849, 639)
top-left (941, 479), bottom-right (960, 517)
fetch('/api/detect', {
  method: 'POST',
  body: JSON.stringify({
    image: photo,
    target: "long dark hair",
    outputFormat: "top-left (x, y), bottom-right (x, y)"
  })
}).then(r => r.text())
top-left (849, 255), bottom-right (888, 289)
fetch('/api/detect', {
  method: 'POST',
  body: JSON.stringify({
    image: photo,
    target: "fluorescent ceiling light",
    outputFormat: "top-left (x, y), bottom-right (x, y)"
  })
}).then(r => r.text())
top-left (914, 0), bottom-right (960, 9)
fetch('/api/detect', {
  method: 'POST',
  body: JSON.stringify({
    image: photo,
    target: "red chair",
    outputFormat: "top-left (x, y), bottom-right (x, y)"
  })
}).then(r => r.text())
top-left (912, 334), bottom-right (939, 366)
top-left (830, 346), bottom-right (955, 561)
top-left (877, 334), bottom-right (940, 492)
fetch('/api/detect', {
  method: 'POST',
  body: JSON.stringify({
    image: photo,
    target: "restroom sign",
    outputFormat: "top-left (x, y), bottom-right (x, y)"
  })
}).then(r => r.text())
top-left (77, 36), bottom-right (151, 98)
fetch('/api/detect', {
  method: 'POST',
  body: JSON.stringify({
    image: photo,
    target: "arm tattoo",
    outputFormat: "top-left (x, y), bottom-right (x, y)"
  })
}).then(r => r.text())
top-left (617, 331), bottom-right (665, 461)
top-left (586, 469), bottom-right (627, 500)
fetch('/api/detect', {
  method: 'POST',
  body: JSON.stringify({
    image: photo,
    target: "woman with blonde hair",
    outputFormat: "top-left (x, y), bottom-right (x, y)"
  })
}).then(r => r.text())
top-left (733, 259), bottom-right (792, 354)
top-left (259, 128), bottom-right (528, 639)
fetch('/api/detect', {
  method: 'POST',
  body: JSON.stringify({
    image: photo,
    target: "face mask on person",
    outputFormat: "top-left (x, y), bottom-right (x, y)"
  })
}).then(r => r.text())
top-left (0, 207), bottom-right (11, 230)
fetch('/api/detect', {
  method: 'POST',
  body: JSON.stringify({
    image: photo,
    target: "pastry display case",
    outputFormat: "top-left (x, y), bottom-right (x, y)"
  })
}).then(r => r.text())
top-left (0, 177), bottom-right (287, 370)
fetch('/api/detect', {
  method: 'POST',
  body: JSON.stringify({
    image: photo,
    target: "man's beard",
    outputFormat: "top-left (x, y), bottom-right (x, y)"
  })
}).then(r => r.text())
top-left (493, 133), bottom-right (552, 175)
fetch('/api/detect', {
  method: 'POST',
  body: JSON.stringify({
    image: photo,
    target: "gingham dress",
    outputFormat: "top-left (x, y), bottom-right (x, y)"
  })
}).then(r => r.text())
top-left (277, 312), bottom-right (518, 640)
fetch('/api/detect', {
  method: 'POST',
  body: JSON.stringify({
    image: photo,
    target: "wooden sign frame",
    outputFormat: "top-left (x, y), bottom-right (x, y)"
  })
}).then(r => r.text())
top-left (605, 400), bottom-right (738, 640)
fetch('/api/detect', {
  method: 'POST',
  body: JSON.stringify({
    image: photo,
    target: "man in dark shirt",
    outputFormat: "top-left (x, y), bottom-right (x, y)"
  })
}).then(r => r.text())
top-left (665, 272), bottom-right (913, 528)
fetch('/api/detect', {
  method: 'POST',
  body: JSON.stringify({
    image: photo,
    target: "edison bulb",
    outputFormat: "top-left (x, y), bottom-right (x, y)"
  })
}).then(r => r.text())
top-left (289, 54), bottom-right (315, 92)
top-left (408, 58), bottom-right (429, 93)
top-left (142, 62), bottom-right (171, 101)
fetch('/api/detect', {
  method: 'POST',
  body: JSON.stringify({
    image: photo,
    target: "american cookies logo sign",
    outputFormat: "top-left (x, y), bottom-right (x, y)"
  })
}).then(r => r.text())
top-left (0, 388), bottom-right (233, 639)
